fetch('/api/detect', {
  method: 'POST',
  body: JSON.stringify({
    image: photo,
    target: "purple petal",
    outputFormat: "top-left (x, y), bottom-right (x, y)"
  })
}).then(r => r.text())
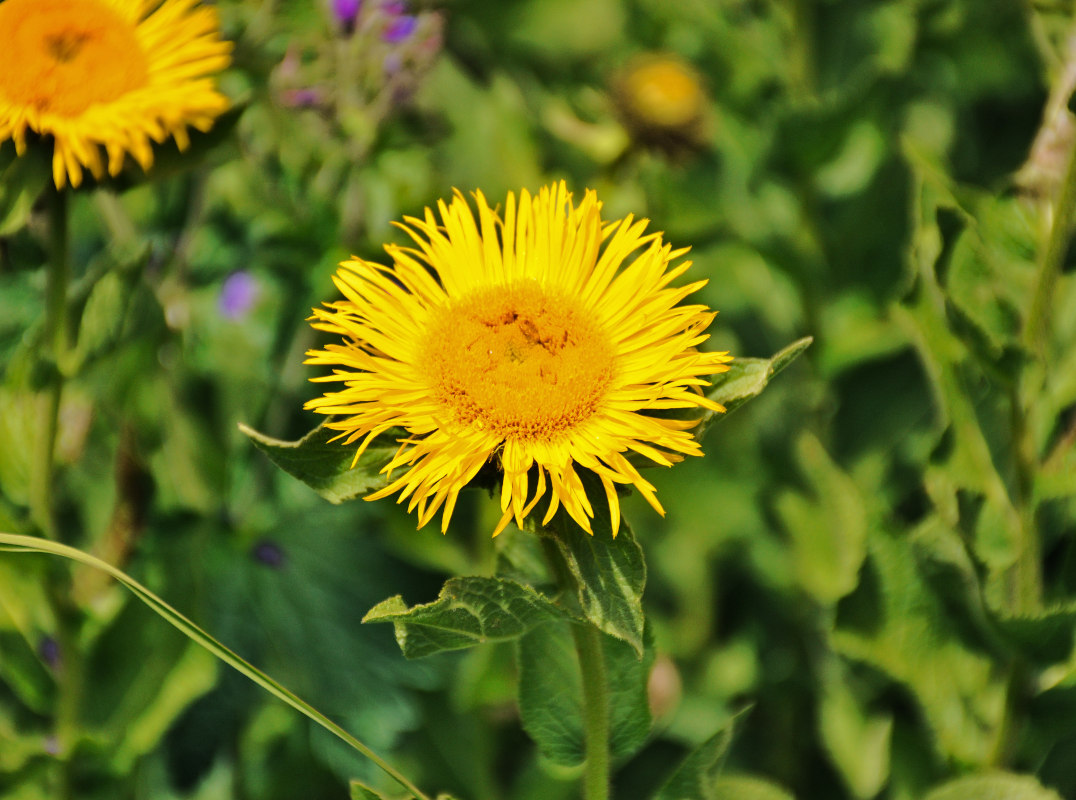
top-left (382, 14), bottom-right (417, 43)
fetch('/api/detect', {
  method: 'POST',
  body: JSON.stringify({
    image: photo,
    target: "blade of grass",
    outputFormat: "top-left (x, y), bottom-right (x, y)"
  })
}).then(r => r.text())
top-left (0, 532), bottom-right (427, 800)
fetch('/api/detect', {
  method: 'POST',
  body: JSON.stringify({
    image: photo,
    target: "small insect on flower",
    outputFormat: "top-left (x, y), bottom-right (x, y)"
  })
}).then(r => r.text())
top-left (0, 0), bottom-right (232, 188)
top-left (305, 182), bottom-right (732, 537)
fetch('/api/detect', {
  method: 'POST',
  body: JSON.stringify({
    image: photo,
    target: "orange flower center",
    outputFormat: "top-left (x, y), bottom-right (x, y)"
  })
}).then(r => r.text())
top-left (0, 0), bottom-right (149, 117)
top-left (422, 281), bottom-right (615, 440)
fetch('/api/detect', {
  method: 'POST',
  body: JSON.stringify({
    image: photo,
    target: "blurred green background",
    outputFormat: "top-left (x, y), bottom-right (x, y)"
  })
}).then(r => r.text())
top-left (4, 0), bottom-right (1076, 798)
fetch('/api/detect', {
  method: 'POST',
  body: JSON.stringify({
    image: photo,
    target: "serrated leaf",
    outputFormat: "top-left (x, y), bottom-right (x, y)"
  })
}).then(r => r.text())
top-left (651, 717), bottom-right (738, 800)
top-left (239, 421), bottom-right (398, 504)
top-left (701, 337), bottom-right (812, 430)
top-left (544, 498), bottom-right (646, 655)
top-left (516, 620), bottom-right (653, 767)
top-left (363, 576), bottom-right (571, 659)
top-left (710, 775), bottom-right (797, 800)
top-left (0, 140), bottom-right (50, 236)
top-left (922, 773), bottom-right (1063, 800)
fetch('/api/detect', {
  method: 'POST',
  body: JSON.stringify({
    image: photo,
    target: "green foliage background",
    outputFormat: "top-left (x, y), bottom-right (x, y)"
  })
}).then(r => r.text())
top-left (3, 0), bottom-right (1076, 799)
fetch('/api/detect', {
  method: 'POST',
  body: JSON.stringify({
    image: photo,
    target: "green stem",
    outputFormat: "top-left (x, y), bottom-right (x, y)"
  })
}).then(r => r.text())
top-left (542, 539), bottom-right (610, 800)
top-left (573, 620), bottom-right (611, 800)
top-left (1009, 385), bottom-right (1042, 614)
top-left (1025, 117), bottom-right (1076, 354)
top-left (29, 187), bottom-right (70, 541)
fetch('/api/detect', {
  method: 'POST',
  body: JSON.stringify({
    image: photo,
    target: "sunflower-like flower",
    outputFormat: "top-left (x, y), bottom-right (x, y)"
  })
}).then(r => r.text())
top-left (306, 182), bottom-right (732, 537)
top-left (0, 0), bottom-right (232, 189)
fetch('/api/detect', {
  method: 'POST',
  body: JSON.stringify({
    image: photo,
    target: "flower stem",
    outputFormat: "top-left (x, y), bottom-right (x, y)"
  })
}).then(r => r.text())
top-left (542, 538), bottom-right (611, 800)
top-left (30, 186), bottom-right (70, 541)
top-left (572, 619), bottom-right (611, 800)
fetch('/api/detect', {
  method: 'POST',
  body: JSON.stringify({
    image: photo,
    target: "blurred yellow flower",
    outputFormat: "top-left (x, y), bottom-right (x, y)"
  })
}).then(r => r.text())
top-left (0, 0), bottom-right (231, 188)
top-left (615, 53), bottom-right (709, 149)
top-left (306, 182), bottom-right (732, 537)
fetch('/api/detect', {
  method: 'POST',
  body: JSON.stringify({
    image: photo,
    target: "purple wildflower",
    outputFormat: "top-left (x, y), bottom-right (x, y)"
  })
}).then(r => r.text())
top-left (333, 0), bottom-right (362, 29)
top-left (382, 14), bottom-right (417, 43)
top-left (219, 271), bottom-right (259, 320)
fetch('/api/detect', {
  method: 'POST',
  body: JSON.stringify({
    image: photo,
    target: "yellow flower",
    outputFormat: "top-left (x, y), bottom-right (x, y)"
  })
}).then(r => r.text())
top-left (305, 182), bottom-right (732, 537)
top-left (614, 53), bottom-right (709, 152)
top-left (0, 0), bottom-right (232, 189)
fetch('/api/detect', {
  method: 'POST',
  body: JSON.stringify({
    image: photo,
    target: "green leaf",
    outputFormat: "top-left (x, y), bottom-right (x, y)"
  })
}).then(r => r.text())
top-left (0, 387), bottom-right (37, 506)
top-left (651, 717), bottom-right (737, 800)
top-left (710, 775), bottom-right (797, 800)
top-left (239, 421), bottom-right (398, 504)
top-left (544, 502), bottom-right (646, 655)
top-left (100, 636), bottom-right (219, 772)
top-left (817, 660), bottom-right (892, 799)
top-left (832, 530), bottom-right (1006, 765)
top-left (350, 780), bottom-right (412, 799)
top-left (71, 248), bottom-right (150, 370)
top-left (363, 576), bottom-right (572, 659)
top-left (943, 195), bottom-right (1037, 365)
top-left (516, 620), bottom-right (653, 767)
top-left (702, 337), bottom-right (812, 429)
top-left (992, 605), bottom-right (1076, 666)
top-left (775, 434), bottom-right (868, 605)
top-left (922, 773), bottom-right (1063, 800)
top-left (0, 140), bottom-right (50, 236)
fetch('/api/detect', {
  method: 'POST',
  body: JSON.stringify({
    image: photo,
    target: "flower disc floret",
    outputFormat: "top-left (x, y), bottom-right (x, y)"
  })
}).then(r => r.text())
top-left (305, 181), bottom-right (732, 537)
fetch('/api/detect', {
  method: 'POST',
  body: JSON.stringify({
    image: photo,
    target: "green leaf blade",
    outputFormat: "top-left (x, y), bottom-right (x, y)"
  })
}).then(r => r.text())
top-left (922, 773), bottom-right (1063, 800)
top-left (239, 421), bottom-right (398, 504)
top-left (351, 779), bottom-right (413, 800)
top-left (702, 337), bottom-right (812, 429)
top-left (652, 717), bottom-right (738, 800)
top-left (711, 776), bottom-right (797, 800)
top-left (363, 576), bottom-right (572, 659)
top-left (0, 141), bottom-right (50, 236)
top-left (516, 620), bottom-right (653, 768)
top-left (545, 508), bottom-right (646, 655)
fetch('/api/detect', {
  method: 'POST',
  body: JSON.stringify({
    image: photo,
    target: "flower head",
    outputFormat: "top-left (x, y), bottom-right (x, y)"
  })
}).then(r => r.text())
top-left (219, 270), bottom-right (260, 319)
top-left (305, 182), bottom-right (732, 537)
top-left (0, 0), bottom-right (232, 188)
top-left (615, 53), bottom-right (709, 153)
top-left (332, 0), bottom-right (362, 28)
